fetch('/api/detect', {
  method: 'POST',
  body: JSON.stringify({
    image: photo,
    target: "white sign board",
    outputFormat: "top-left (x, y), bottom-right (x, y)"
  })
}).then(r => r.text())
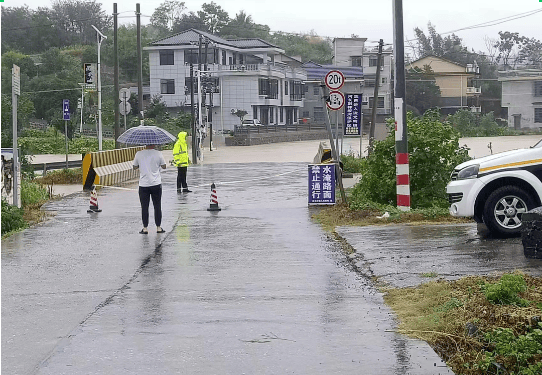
top-left (326, 91), bottom-right (345, 111)
top-left (119, 88), bottom-right (131, 102)
top-left (325, 70), bottom-right (345, 91)
top-left (119, 101), bottom-right (132, 116)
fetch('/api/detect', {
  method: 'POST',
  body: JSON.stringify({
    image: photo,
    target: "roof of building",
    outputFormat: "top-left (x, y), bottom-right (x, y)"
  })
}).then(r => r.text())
top-left (302, 61), bottom-right (364, 81)
top-left (149, 29), bottom-right (279, 49)
top-left (409, 55), bottom-right (466, 68)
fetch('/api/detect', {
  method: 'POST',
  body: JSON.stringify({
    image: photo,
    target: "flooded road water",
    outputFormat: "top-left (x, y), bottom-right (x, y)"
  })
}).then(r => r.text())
top-left (2, 162), bottom-right (453, 374)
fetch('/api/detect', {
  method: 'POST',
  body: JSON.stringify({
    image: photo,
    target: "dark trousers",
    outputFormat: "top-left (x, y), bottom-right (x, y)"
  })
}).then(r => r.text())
top-left (139, 184), bottom-right (162, 227)
top-left (177, 166), bottom-right (188, 190)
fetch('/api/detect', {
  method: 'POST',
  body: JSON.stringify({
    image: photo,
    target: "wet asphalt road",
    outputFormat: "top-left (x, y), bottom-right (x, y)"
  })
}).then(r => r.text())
top-left (1, 162), bottom-right (454, 375)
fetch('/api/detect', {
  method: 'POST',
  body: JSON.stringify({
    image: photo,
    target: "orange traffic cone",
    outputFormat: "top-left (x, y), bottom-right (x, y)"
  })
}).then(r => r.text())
top-left (87, 186), bottom-right (102, 213)
top-left (207, 183), bottom-right (221, 211)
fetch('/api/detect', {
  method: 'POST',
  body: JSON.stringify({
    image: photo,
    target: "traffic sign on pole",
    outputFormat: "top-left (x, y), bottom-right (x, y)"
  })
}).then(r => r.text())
top-left (326, 91), bottom-right (345, 111)
top-left (119, 88), bottom-right (131, 102)
top-left (63, 99), bottom-right (70, 120)
top-left (325, 70), bottom-right (345, 91)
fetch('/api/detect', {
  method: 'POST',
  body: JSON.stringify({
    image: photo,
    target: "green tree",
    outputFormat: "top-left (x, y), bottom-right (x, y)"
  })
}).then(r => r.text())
top-left (150, 0), bottom-right (186, 34)
top-left (27, 48), bottom-right (81, 121)
top-left (1, 94), bottom-right (36, 147)
top-left (221, 11), bottom-right (270, 39)
top-left (172, 12), bottom-right (209, 33)
top-left (49, 0), bottom-right (111, 46)
top-left (269, 32), bottom-right (333, 64)
top-left (350, 110), bottom-right (470, 209)
top-left (406, 65), bottom-right (441, 114)
top-left (197, 2), bottom-right (230, 34)
top-left (494, 31), bottom-right (542, 69)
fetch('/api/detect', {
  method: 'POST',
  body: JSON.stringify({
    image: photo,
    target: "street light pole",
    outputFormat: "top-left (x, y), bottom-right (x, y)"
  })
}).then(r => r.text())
top-left (92, 25), bottom-right (107, 151)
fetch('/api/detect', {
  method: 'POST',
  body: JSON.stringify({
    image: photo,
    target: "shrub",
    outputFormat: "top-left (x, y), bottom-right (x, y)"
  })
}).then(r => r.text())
top-left (448, 110), bottom-right (515, 137)
top-left (350, 110), bottom-right (470, 209)
top-left (21, 180), bottom-right (49, 206)
top-left (341, 152), bottom-right (364, 173)
top-left (483, 273), bottom-right (529, 306)
top-left (1, 199), bottom-right (27, 235)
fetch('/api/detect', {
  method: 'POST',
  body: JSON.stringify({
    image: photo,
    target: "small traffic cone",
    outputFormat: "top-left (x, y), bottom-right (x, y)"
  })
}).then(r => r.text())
top-left (207, 183), bottom-right (221, 211)
top-left (87, 186), bottom-right (102, 213)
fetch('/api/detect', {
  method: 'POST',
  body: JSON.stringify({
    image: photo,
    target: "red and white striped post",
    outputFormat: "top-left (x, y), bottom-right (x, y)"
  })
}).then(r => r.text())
top-left (394, 0), bottom-right (410, 211)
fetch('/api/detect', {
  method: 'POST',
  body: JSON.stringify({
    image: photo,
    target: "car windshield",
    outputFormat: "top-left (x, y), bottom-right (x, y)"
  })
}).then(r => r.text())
top-left (532, 139), bottom-right (542, 148)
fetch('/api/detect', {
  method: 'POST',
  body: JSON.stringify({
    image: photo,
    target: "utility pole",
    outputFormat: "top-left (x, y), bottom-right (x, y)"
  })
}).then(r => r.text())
top-left (369, 39), bottom-right (384, 155)
top-left (136, 3), bottom-right (143, 125)
top-left (91, 25), bottom-right (106, 150)
top-left (393, 0), bottom-right (410, 211)
top-left (113, 3), bottom-right (120, 147)
top-left (320, 84), bottom-right (347, 204)
top-left (190, 64), bottom-right (197, 165)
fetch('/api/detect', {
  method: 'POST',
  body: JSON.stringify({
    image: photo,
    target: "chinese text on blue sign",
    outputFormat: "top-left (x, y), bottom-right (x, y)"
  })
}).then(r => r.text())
top-left (63, 99), bottom-right (70, 121)
top-left (308, 164), bottom-right (335, 205)
top-left (344, 94), bottom-right (362, 136)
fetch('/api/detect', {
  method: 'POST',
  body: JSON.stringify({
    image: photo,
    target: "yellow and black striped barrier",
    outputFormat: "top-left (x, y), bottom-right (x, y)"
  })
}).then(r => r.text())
top-left (82, 146), bottom-right (144, 191)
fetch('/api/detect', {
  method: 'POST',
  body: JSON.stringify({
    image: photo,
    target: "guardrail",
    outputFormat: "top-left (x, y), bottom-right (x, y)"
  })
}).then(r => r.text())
top-left (234, 123), bottom-right (327, 135)
top-left (32, 160), bottom-right (83, 174)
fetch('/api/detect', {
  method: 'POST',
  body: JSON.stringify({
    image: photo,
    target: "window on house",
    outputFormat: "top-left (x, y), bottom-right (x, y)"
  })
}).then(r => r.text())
top-left (314, 107), bottom-right (325, 123)
top-left (369, 96), bottom-right (385, 108)
top-left (184, 49), bottom-right (199, 65)
top-left (290, 81), bottom-right (303, 101)
top-left (369, 56), bottom-right (383, 67)
top-left (535, 108), bottom-right (542, 123)
top-left (280, 107), bottom-right (284, 122)
top-left (366, 79), bottom-right (376, 87)
top-left (284, 81), bottom-right (289, 95)
top-left (382, 77), bottom-right (387, 84)
top-left (351, 56), bottom-right (362, 67)
top-left (535, 81), bottom-right (542, 97)
top-left (253, 106), bottom-right (257, 120)
top-left (229, 56), bottom-right (233, 65)
top-left (258, 79), bottom-right (278, 99)
top-left (313, 86), bottom-right (320, 95)
top-left (160, 50), bottom-right (174, 65)
top-left (239, 54), bottom-right (244, 65)
top-left (270, 107), bottom-right (274, 123)
top-left (160, 79), bottom-right (175, 94)
top-left (222, 51), bottom-right (226, 65)
top-left (302, 111), bottom-right (310, 118)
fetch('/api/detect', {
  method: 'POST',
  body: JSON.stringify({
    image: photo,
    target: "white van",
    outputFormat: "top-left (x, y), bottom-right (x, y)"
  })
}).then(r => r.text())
top-left (446, 139), bottom-right (542, 236)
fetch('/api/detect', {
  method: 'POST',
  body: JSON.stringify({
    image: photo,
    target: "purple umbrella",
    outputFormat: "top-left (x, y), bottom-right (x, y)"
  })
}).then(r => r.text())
top-left (117, 125), bottom-right (177, 145)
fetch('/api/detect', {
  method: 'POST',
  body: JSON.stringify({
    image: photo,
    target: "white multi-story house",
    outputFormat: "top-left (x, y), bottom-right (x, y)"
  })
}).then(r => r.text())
top-left (499, 69), bottom-right (542, 129)
top-left (144, 29), bottom-right (307, 132)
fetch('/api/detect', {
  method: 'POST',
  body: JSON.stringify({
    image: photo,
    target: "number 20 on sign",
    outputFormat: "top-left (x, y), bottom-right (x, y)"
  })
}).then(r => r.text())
top-left (325, 70), bottom-right (345, 90)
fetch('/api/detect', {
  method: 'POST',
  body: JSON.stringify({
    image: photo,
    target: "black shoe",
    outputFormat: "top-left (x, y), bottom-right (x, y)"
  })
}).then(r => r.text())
top-left (183, 189), bottom-right (192, 193)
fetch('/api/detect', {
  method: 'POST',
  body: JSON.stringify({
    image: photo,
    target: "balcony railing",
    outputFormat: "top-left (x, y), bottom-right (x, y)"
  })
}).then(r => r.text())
top-left (466, 87), bottom-right (482, 95)
top-left (470, 106), bottom-right (481, 113)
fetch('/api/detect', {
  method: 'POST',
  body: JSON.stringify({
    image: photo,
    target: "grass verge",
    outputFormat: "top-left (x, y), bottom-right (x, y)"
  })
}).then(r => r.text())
top-left (312, 203), bottom-right (542, 374)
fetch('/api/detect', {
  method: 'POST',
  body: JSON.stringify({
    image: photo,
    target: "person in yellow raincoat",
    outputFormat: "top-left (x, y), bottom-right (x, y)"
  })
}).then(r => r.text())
top-left (172, 131), bottom-right (191, 192)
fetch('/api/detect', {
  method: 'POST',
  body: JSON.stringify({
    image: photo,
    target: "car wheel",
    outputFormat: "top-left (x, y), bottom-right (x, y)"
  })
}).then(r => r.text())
top-left (483, 185), bottom-right (535, 237)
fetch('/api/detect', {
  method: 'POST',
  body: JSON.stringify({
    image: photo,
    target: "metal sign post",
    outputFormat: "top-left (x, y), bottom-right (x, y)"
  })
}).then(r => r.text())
top-left (12, 65), bottom-right (20, 207)
top-left (63, 99), bottom-right (70, 169)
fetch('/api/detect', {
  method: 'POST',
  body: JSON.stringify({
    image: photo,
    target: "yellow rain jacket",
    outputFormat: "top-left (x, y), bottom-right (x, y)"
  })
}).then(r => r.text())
top-left (173, 131), bottom-right (189, 167)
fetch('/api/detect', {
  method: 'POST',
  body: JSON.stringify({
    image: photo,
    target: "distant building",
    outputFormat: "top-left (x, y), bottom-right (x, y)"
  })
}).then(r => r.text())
top-left (144, 29), bottom-right (307, 132)
top-left (301, 62), bottom-right (363, 127)
top-left (408, 55), bottom-right (481, 115)
top-left (331, 38), bottom-right (394, 127)
top-left (499, 69), bottom-right (542, 129)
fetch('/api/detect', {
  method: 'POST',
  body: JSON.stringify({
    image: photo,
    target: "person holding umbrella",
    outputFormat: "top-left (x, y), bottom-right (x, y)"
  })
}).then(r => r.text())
top-left (117, 125), bottom-right (177, 234)
top-left (172, 131), bottom-right (191, 192)
top-left (133, 145), bottom-right (167, 234)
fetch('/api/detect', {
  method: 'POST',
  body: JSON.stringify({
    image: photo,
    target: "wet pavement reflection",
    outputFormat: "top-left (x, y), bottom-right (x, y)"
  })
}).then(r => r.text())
top-left (3, 162), bottom-right (451, 374)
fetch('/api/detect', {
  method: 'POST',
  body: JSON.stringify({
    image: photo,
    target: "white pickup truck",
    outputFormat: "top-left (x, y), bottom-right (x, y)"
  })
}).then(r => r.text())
top-left (446, 139), bottom-right (542, 236)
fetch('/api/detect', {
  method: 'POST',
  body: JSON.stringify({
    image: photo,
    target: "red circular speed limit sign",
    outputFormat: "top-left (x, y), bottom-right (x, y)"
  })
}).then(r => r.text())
top-left (326, 91), bottom-right (345, 110)
top-left (325, 70), bottom-right (345, 90)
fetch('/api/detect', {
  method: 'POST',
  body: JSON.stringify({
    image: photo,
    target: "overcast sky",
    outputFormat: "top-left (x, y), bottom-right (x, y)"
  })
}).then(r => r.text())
top-left (12, 0), bottom-right (542, 54)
